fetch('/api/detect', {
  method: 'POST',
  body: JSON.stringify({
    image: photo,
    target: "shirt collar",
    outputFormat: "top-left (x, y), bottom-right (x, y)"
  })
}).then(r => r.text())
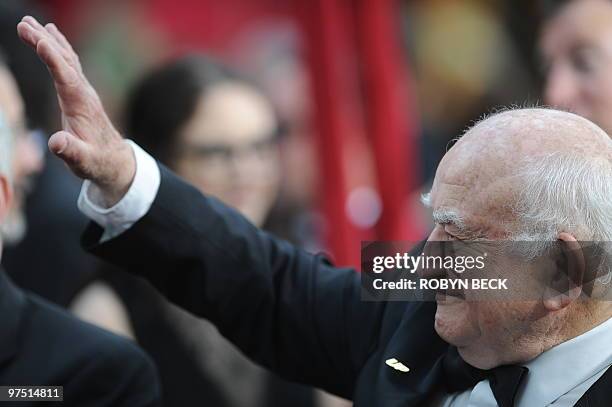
top-left (517, 316), bottom-right (612, 406)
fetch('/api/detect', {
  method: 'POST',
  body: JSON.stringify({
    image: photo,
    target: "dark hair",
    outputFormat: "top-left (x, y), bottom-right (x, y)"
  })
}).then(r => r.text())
top-left (125, 54), bottom-right (278, 165)
top-left (538, 0), bottom-right (573, 20)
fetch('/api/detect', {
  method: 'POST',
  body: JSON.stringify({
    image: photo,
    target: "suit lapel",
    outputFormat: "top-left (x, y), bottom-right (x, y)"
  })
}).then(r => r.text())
top-left (375, 302), bottom-right (448, 406)
top-left (573, 365), bottom-right (612, 407)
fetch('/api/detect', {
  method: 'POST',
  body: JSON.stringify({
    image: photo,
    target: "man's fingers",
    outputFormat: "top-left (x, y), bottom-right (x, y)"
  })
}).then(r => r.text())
top-left (45, 23), bottom-right (76, 56)
top-left (48, 131), bottom-right (70, 155)
top-left (36, 39), bottom-right (79, 87)
top-left (22, 15), bottom-right (46, 32)
top-left (19, 17), bottom-right (86, 105)
top-left (19, 16), bottom-right (49, 46)
top-left (18, 17), bottom-right (80, 73)
top-left (20, 16), bottom-right (46, 41)
top-left (16, 21), bottom-right (41, 49)
top-left (45, 23), bottom-right (83, 74)
top-left (49, 131), bottom-right (92, 175)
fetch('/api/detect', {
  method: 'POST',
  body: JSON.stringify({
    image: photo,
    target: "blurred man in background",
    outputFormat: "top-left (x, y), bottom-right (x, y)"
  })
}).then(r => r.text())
top-left (0, 2), bottom-right (103, 310)
top-left (540, 0), bottom-right (612, 135)
top-left (0, 56), bottom-right (43, 245)
top-left (0, 50), bottom-right (161, 407)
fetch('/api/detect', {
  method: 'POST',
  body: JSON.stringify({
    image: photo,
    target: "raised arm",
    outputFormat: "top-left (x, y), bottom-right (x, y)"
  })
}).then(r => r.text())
top-left (17, 16), bottom-right (383, 397)
top-left (82, 164), bottom-right (384, 396)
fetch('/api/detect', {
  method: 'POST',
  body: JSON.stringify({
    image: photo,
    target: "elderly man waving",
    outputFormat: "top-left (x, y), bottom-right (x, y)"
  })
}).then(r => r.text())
top-left (18, 15), bottom-right (612, 407)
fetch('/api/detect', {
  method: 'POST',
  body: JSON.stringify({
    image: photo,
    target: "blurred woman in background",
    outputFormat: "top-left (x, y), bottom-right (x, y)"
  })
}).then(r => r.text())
top-left (128, 55), bottom-right (282, 227)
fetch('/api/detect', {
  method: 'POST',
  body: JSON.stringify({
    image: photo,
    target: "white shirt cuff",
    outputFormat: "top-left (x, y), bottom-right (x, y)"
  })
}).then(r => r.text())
top-left (78, 140), bottom-right (161, 242)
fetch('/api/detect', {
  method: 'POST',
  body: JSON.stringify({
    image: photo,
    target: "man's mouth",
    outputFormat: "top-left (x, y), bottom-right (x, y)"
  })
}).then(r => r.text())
top-left (435, 288), bottom-right (465, 301)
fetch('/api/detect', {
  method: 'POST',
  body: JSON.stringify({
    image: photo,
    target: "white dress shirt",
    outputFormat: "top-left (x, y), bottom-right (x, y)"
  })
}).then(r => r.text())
top-left (440, 316), bottom-right (612, 406)
top-left (78, 140), bottom-right (160, 242)
top-left (79, 140), bottom-right (612, 407)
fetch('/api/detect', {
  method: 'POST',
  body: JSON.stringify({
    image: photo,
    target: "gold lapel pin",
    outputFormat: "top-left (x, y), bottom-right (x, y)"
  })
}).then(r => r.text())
top-left (385, 358), bottom-right (410, 372)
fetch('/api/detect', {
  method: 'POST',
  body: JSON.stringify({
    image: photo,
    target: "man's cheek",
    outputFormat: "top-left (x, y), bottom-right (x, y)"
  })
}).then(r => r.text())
top-left (476, 303), bottom-right (522, 340)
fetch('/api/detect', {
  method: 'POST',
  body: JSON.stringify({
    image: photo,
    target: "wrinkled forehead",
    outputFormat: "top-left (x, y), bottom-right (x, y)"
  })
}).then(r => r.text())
top-left (434, 113), bottom-right (521, 189)
top-left (428, 125), bottom-right (518, 228)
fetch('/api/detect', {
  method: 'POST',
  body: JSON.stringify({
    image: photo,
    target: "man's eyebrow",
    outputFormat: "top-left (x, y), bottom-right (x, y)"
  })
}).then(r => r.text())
top-left (421, 193), bottom-right (470, 234)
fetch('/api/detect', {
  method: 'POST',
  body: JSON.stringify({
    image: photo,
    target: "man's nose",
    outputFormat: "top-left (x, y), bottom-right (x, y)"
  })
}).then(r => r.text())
top-left (420, 226), bottom-right (447, 280)
top-left (427, 224), bottom-right (447, 242)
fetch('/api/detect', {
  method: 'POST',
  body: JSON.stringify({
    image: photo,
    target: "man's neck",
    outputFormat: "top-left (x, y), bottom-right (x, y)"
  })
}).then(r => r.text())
top-left (463, 305), bottom-right (612, 369)
top-left (515, 305), bottom-right (612, 365)
top-left (559, 305), bottom-right (612, 344)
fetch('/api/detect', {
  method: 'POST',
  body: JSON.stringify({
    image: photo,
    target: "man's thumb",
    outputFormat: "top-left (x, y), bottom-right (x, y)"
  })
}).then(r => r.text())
top-left (48, 131), bottom-right (90, 175)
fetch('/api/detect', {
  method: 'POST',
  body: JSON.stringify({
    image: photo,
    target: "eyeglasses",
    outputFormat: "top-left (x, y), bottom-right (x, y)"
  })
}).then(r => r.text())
top-left (174, 135), bottom-right (279, 173)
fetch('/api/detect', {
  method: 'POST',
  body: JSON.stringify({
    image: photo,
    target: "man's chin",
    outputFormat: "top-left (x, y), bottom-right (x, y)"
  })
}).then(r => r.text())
top-left (434, 300), bottom-right (471, 346)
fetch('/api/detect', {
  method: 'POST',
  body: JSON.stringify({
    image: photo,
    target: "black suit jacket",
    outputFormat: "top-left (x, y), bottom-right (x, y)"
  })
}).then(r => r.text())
top-left (83, 165), bottom-right (611, 406)
top-left (0, 270), bottom-right (161, 407)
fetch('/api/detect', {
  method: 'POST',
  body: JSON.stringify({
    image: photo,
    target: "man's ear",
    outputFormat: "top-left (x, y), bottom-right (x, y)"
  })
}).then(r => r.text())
top-left (543, 232), bottom-right (585, 311)
top-left (0, 174), bottom-right (13, 222)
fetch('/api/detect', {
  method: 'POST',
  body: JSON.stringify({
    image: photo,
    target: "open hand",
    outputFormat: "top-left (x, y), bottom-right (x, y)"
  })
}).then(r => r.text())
top-left (17, 16), bottom-right (135, 205)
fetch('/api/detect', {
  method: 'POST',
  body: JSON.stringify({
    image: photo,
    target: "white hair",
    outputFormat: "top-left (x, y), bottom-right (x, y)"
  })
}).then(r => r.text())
top-left (512, 151), bottom-right (612, 283)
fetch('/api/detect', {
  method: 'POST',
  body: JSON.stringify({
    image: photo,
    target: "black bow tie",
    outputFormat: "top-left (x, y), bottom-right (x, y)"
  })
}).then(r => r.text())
top-left (442, 347), bottom-right (529, 407)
